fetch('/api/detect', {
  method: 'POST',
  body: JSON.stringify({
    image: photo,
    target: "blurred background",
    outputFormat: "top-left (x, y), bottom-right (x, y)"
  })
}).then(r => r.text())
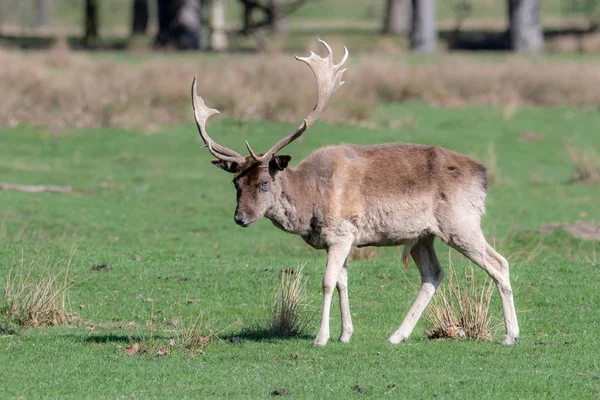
top-left (1, 0), bottom-right (600, 52)
top-left (1, 0), bottom-right (600, 133)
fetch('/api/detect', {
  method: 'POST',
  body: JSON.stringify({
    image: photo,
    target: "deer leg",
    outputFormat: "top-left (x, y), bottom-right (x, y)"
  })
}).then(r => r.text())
top-left (337, 260), bottom-right (354, 343)
top-left (314, 240), bottom-right (353, 346)
top-left (449, 235), bottom-right (519, 344)
top-left (388, 237), bottom-right (444, 344)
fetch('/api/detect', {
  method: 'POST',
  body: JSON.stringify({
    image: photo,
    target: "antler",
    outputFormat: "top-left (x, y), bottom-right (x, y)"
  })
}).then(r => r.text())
top-left (191, 76), bottom-right (245, 164)
top-left (246, 39), bottom-right (349, 164)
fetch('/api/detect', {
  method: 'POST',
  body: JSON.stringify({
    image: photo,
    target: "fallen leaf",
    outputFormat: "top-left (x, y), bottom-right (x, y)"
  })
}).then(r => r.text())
top-left (125, 343), bottom-right (140, 356)
top-left (155, 346), bottom-right (169, 357)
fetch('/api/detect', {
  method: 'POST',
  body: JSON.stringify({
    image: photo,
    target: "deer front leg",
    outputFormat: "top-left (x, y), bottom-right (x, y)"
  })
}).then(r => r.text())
top-left (314, 241), bottom-right (353, 346)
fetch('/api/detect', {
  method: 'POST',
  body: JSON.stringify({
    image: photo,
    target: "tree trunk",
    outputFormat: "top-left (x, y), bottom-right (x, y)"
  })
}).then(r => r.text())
top-left (241, 0), bottom-right (253, 35)
top-left (383, 0), bottom-right (410, 35)
top-left (410, 0), bottom-right (436, 52)
top-left (211, 0), bottom-right (228, 51)
top-left (132, 0), bottom-right (149, 36)
top-left (84, 0), bottom-right (99, 46)
top-left (35, 0), bottom-right (51, 29)
top-left (156, 0), bottom-right (201, 49)
top-left (270, 0), bottom-right (287, 34)
top-left (508, 0), bottom-right (543, 52)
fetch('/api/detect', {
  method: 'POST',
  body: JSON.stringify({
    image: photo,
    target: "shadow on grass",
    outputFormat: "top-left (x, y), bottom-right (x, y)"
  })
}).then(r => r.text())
top-left (84, 333), bottom-right (172, 344)
top-left (222, 327), bottom-right (314, 343)
top-left (0, 322), bottom-right (18, 336)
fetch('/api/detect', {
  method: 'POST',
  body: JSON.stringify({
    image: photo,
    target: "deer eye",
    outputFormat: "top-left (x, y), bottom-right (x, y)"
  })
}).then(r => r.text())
top-left (259, 180), bottom-right (269, 192)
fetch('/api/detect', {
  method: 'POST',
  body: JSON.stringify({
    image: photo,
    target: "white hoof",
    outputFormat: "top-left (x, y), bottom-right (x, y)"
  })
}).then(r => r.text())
top-left (387, 334), bottom-right (408, 344)
top-left (503, 335), bottom-right (519, 345)
top-left (313, 337), bottom-right (328, 346)
top-left (339, 332), bottom-right (353, 343)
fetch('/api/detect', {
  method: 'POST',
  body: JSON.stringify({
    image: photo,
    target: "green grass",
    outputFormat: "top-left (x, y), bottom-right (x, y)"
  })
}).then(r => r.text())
top-left (1, 104), bottom-right (600, 398)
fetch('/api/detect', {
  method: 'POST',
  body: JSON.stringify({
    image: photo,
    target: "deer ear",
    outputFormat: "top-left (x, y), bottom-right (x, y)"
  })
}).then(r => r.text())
top-left (270, 155), bottom-right (291, 171)
top-left (211, 159), bottom-right (239, 173)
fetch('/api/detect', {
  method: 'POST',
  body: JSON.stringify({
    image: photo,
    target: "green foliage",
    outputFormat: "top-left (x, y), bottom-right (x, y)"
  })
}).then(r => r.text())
top-left (0, 105), bottom-right (599, 398)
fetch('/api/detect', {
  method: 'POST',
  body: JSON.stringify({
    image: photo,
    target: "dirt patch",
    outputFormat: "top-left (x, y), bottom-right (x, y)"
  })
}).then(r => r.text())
top-left (537, 224), bottom-right (561, 235)
top-left (563, 221), bottom-right (600, 241)
top-left (519, 131), bottom-right (545, 143)
top-left (538, 221), bottom-right (600, 241)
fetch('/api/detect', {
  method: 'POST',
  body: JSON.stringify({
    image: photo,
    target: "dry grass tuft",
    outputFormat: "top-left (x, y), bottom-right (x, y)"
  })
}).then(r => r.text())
top-left (2, 248), bottom-right (75, 328)
top-left (3, 48), bottom-right (600, 132)
top-left (566, 145), bottom-right (600, 184)
top-left (173, 312), bottom-right (218, 356)
top-left (485, 142), bottom-right (502, 185)
top-left (125, 310), bottom-right (218, 357)
top-left (350, 246), bottom-right (378, 260)
top-left (268, 263), bottom-right (312, 337)
top-left (425, 253), bottom-right (496, 341)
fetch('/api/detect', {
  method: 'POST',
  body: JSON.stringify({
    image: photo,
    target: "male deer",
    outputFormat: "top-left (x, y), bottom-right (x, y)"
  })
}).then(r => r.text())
top-left (191, 40), bottom-right (519, 346)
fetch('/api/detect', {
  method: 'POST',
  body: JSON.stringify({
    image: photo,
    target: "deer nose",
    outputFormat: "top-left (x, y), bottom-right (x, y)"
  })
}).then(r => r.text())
top-left (234, 213), bottom-right (251, 227)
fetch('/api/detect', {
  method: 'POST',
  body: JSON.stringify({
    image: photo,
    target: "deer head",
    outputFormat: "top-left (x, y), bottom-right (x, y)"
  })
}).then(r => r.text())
top-left (191, 40), bottom-right (348, 227)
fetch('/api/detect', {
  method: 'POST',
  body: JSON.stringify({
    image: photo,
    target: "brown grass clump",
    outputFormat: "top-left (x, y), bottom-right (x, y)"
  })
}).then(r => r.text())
top-left (3, 47), bottom-right (600, 132)
top-left (268, 264), bottom-right (312, 337)
top-left (485, 143), bottom-right (502, 185)
top-left (425, 253), bottom-right (496, 341)
top-left (2, 248), bottom-right (75, 328)
top-left (566, 145), bottom-right (600, 184)
top-left (174, 312), bottom-right (218, 355)
top-left (125, 311), bottom-right (218, 357)
top-left (350, 246), bottom-right (378, 260)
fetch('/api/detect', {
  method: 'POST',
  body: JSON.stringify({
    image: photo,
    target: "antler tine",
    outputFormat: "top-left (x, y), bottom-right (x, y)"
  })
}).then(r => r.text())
top-left (191, 76), bottom-right (245, 163)
top-left (247, 40), bottom-right (349, 164)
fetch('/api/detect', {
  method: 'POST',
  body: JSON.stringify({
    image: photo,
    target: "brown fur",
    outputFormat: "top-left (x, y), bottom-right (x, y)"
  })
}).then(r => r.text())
top-left (230, 143), bottom-right (488, 250)
top-left (220, 141), bottom-right (519, 346)
top-left (198, 41), bottom-right (517, 346)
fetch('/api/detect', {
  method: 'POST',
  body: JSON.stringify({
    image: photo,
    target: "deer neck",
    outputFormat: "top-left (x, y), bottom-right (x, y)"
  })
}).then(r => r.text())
top-left (265, 168), bottom-right (317, 236)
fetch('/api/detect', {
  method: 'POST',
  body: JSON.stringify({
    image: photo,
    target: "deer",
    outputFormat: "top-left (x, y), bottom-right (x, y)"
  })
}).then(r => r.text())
top-left (190, 40), bottom-right (519, 346)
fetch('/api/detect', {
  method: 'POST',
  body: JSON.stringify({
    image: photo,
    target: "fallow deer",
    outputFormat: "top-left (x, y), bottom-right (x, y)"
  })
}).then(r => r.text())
top-left (191, 40), bottom-right (519, 346)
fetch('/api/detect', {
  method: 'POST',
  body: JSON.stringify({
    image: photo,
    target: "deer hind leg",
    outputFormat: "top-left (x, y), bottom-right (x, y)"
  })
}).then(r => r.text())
top-left (445, 227), bottom-right (520, 344)
top-left (314, 240), bottom-right (353, 346)
top-left (388, 236), bottom-right (444, 344)
top-left (337, 260), bottom-right (354, 343)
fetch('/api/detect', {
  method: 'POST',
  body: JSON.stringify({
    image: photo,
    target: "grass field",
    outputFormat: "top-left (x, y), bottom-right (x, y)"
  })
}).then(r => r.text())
top-left (1, 102), bottom-right (599, 398)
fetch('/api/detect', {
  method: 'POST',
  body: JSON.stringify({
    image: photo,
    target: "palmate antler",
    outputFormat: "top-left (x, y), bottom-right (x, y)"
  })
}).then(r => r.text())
top-left (245, 40), bottom-right (348, 163)
top-left (191, 40), bottom-right (349, 165)
top-left (191, 76), bottom-right (246, 164)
